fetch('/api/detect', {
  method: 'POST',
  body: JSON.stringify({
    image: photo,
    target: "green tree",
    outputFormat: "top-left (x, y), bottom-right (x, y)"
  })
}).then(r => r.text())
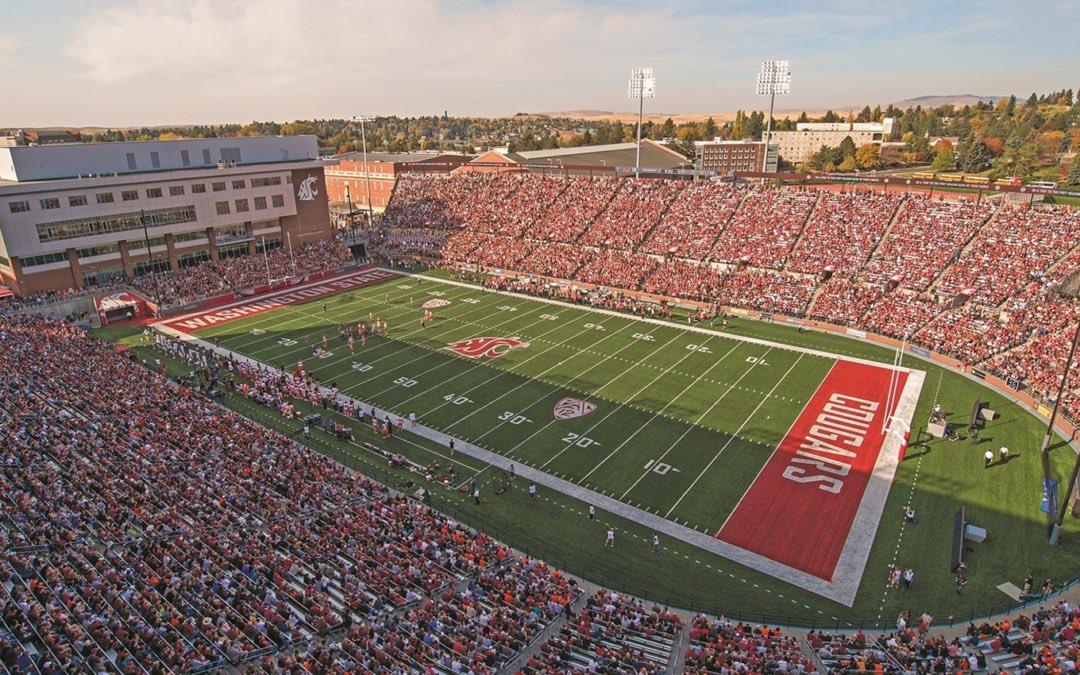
top-left (1068, 161), bottom-right (1080, 186)
top-left (704, 116), bottom-right (718, 139)
top-left (661, 118), bottom-right (676, 138)
top-left (992, 143), bottom-right (1037, 181)
top-left (931, 145), bottom-right (956, 171)
top-left (957, 138), bottom-right (990, 173)
top-left (838, 135), bottom-right (857, 159)
top-left (856, 105), bottom-right (873, 122)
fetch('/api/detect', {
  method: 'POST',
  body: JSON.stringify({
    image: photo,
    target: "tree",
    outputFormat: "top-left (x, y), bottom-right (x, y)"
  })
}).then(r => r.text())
top-left (280, 121), bottom-right (316, 136)
top-left (704, 116), bottom-right (718, 139)
top-left (731, 110), bottom-right (748, 140)
top-left (838, 155), bottom-right (858, 172)
top-left (856, 105), bottom-right (873, 122)
top-left (1068, 161), bottom-right (1080, 186)
top-left (958, 139), bottom-right (990, 173)
top-left (661, 117), bottom-right (676, 138)
top-left (983, 137), bottom-right (1006, 156)
top-left (931, 145), bottom-right (956, 171)
top-left (855, 143), bottom-right (880, 170)
top-left (992, 143), bottom-right (1037, 181)
top-left (838, 135), bottom-right (857, 159)
top-left (797, 111), bottom-right (809, 124)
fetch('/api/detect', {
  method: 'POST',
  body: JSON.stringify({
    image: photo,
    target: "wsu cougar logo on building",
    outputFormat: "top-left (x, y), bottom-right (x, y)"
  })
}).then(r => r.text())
top-left (297, 175), bottom-right (319, 201)
top-left (553, 397), bottom-right (597, 420)
top-left (446, 336), bottom-right (528, 359)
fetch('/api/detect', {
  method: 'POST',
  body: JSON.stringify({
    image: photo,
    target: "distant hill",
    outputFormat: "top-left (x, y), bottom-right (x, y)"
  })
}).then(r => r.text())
top-left (890, 94), bottom-right (1008, 110)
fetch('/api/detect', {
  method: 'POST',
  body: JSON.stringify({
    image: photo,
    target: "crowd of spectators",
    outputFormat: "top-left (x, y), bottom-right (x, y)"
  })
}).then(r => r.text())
top-left (807, 278), bottom-right (883, 326)
top-left (0, 313), bottom-right (570, 673)
top-left (786, 190), bottom-right (902, 277)
top-left (526, 177), bottom-right (621, 244)
top-left (936, 203), bottom-right (1080, 306)
top-left (579, 179), bottom-right (685, 251)
top-left (640, 182), bottom-right (745, 260)
top-left (643, 260), bottom-right (728, 303)
top-left (719, 269), bottom-right (819, 317)
top-left (125, 240), bottom-right (352, 307)
top-left (710, 188), bottom-right (819, 269)
top-left (862, 196), bottom-right (994, 291)
top-left (374, 173), bottom-right (1080, 413)
top-left (576, 250), bottom-right (660, 291)
top-left (684, 615), bottom-right (815, 673)
top-left (520, 590), bottom-right (682, 674)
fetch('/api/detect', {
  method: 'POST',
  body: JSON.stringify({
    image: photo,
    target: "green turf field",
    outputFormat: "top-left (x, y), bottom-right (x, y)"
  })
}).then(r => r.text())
top-left (191, 275), bottom-right (838, 535)
top-left (123, 270), bottom-right (1080, 625)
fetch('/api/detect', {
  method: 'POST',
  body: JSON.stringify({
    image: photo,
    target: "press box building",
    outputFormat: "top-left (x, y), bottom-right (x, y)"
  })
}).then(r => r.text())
top-left (0, 135), bottom-right (334, 296)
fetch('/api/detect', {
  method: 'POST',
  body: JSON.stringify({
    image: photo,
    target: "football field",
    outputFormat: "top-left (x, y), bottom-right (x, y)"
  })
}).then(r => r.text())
top-left (161, 267), bottom-right (923, 604)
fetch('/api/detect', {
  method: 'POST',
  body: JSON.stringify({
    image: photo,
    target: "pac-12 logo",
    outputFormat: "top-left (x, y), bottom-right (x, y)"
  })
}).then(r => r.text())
top-left (553, 397), bottom-right (597, 420)
top-left (446, 336), bottom-right (528, 359)
top-left (422, 299), bottom-right (451, 309)
top-left (297, 176), bottom-right (319, 201)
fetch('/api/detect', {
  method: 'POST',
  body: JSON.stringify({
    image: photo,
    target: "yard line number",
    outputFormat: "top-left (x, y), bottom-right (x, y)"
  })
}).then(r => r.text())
top-left (498, 411), bottom-right (533, 425)
top-left (644, 459), bottom-right (681, 475)
top-left (561, 432), bottom-right (601, 448)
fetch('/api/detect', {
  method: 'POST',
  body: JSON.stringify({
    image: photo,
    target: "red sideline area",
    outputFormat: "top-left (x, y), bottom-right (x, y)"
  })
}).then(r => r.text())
top-left (161, 267), bottom-right (401, 334)
top-left (717, 360), bottom-right (908, 581)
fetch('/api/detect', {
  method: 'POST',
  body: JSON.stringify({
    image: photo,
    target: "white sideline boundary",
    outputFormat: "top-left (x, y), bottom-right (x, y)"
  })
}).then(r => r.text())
top-left (152, 268), bottom-right (926, 606)
top-left (406, 270), bottom-right (918, 374)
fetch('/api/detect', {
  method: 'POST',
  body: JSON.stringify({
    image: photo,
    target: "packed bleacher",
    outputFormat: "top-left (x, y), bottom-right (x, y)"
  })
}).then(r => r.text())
top-left (685, 615), bottom-right (815, 673)
top-left (520, 590), bottom-right (682, 674)
top-left (786, 190), bottom-right (901, 277)
top-left (0, 313), bottom-right (574, 673)
top-left (639, 182), bottom-right (745, 260)
top-left (125, 240), bottom-right (352, 307)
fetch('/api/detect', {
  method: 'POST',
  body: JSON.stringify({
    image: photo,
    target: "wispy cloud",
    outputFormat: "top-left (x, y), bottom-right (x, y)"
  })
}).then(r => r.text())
top-left (0, 0), bottom-right (1074, 126)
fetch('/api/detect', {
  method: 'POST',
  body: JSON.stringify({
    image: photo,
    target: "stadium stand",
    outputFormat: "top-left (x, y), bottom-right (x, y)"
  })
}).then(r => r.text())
top-left (520, 590), bottom-right (682, 674)
top-left (126, 240), bottom-right (352, 307)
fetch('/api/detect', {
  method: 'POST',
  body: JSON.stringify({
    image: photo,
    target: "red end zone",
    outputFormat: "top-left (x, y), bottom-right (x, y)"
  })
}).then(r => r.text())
top-left (717, 360), bottom-right (908, 581)
top-left (160, 267), bottom-right (401, 333)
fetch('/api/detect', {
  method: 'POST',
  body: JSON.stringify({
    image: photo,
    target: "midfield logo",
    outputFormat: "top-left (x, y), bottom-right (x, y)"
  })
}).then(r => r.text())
top-left (554, 397), bottom-right (597, 420)
top-left (422, 298), bottom-right (451, 309)
top-left (446, 336), bottom-right (528, 359)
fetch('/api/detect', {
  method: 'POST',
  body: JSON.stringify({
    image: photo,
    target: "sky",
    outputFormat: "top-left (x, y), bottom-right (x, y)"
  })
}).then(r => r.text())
top-left (2, 0), bottom-right (1078, 127)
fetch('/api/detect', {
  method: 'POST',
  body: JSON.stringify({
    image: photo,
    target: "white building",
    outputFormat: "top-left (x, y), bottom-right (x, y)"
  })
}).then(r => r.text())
top-left (0, 136), bottom-right (335, 296)
top-left (770, 118), bottom-right (896, 165)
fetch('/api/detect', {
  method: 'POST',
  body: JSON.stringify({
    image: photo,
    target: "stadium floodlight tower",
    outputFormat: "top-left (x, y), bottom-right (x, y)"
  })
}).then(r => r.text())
top-left (756, 60), bottom-right (790, 175)
top-left (628, 67), bottom-right (655, 179)
top-left (351, 115), bottom-right (376, 230)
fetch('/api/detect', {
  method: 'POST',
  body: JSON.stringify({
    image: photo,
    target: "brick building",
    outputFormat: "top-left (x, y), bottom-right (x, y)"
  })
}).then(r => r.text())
top-left (694, 139), bottom-right (778, 174)
top-left (324, 151), bottom-right (470, 214)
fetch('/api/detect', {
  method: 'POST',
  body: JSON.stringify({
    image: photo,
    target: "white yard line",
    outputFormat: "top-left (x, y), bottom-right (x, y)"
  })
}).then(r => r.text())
top-left (618, 346), bottom-right (776, 501)
top-left (434, 314), bottom-right (630, 431)
top-left (363, 303), bottom-right (600, 401)
top-left (665, 353), bottom-right (805, 518)
top-left (210, 274), bottom-right (431, 351)
top-left (572, 336), bottom-right (727, 479)
top-left (406, 270), bottom-right (917, 373)
top-left (476, 321), bottom-right (660, 447)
